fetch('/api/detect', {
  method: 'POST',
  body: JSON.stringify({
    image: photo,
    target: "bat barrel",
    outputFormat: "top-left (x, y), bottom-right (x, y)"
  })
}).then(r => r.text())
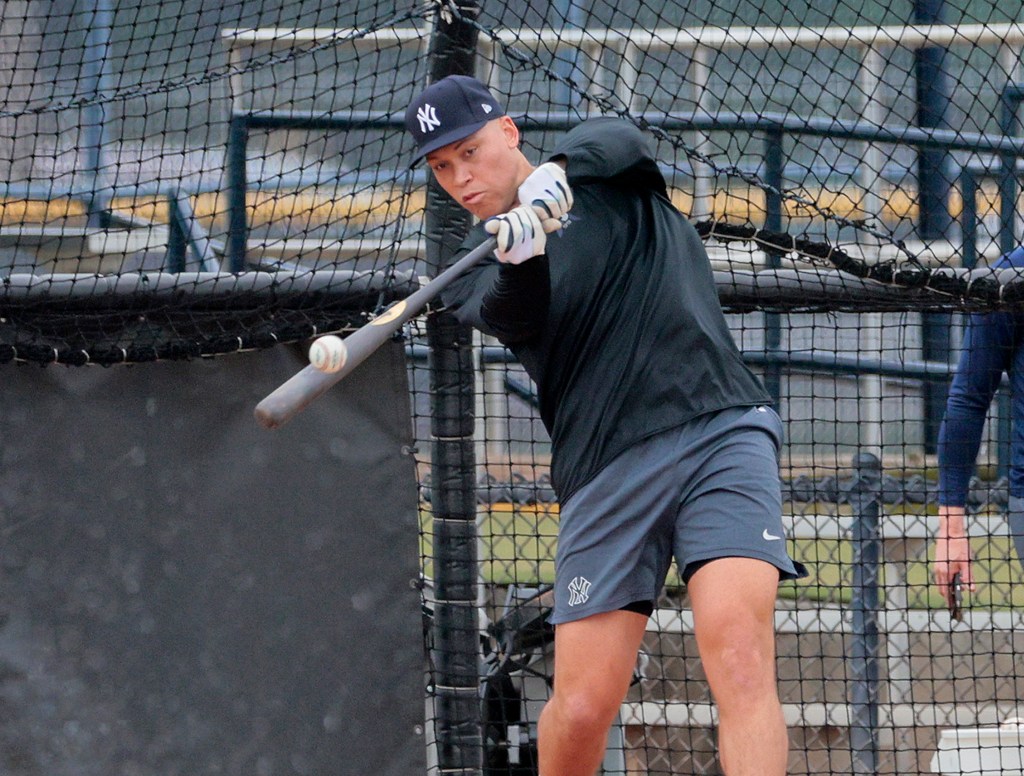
top-left (254, 364), bottom-right (343, 429)
top-left (254, 236), bottom-right (497, 430)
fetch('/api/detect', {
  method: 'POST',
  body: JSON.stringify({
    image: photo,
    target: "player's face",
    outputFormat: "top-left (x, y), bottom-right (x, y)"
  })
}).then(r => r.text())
top-left (426, 117), bottom-right (526, 220)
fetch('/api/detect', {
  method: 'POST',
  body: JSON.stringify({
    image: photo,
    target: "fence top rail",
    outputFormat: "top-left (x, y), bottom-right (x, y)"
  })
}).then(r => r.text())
top-left (226, 106), bottom-right (1024, 155)
top-left (614, 22), bottom-right (1024, 51)
top-left (221, 22), bottom-right (1024, 52)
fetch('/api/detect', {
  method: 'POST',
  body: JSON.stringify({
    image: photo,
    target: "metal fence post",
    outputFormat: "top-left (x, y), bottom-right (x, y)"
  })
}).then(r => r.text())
top-left (959, 167), bottom-right (978, 270)
top-left (914, 0), bottom-right (953, 241)
top-left (846, 451), bottom-right (883, 774)
top-left (1000, 85), bottom-right (1024, 257)
top-left (82, 0), bottom-right (114, 229)
top-left (424, 4), bottom-right (484, 774)
top-left (226, 114), bottom-right (249, 272)
top-left (166, 192), bottom-right (187, 272)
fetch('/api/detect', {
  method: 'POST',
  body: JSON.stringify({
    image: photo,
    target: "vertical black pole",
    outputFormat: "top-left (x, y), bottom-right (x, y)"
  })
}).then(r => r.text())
top-left (915, 0), bottom-right (952, 241)
top-left (959, 168), bottom-right (977, 271)
top-left (847, 452), bottom-right (882, 775)
top-left (549, 0), bottom-right (585, 111)
top-left (999, 86), bottom-right (1024, 259)
top-left (922, 314), bottom-right (951, 455)
top-left (424, 4), bottom-right (484, 774)
top-left (166, 192), bottom-right (187, 273)
top-left (916, 0), bottom-right (952, 455)
top-left (82, 0), bottom-right (114, 229)
top-left (763, 128), bottom-right (784, 407)
top-left (226, 115), bottom-right (248, 273)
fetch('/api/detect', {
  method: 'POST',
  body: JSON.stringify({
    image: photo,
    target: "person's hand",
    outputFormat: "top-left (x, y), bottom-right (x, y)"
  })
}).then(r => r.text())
top-left (517, 161), bottom-right (573, 233)
top-left (933, 505), bottom-right (976, 609)
top-left (484, 204), bottom-right (546, 264)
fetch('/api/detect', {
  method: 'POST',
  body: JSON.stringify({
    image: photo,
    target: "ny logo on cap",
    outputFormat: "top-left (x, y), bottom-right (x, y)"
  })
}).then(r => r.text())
top-left (416, 103), bottom-right (440, 133)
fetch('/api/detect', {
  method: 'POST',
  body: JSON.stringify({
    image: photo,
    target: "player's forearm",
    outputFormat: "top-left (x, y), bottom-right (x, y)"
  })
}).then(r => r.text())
top-left (937, 406), bottom-right (985, 506)
top-left (936, 311), bottom-right (1011, 502)
top-left (480, 257), bottom-right (550, 342)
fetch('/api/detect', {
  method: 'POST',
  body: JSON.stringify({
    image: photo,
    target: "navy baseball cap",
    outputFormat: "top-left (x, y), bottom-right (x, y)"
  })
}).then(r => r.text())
top-left (405, 75), bottom-right (506, 162)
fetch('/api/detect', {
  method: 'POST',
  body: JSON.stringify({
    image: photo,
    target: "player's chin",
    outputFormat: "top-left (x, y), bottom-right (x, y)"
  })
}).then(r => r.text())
top-left (466, 196), bottom-right (507, 222)
top-left (466, 202), bottom-right (495, 221)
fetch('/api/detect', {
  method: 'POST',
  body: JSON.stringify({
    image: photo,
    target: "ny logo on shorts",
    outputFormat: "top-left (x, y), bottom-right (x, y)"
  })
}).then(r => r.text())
top-left (567, 576), bottom-right (591, 607)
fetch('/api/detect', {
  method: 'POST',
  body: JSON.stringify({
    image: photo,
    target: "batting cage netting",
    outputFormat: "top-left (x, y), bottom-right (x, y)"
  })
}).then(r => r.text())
top-left (2, 0), bottom-right (1024, 774)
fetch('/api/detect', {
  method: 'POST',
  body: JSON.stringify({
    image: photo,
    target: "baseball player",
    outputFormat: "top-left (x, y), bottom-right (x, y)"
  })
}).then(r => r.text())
top-left (406, 75), bottom-right (806, 776)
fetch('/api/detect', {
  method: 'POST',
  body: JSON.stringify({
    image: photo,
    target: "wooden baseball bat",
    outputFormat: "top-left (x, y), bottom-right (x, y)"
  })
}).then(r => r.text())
top-left (254, 236), bottom-right (497, 430)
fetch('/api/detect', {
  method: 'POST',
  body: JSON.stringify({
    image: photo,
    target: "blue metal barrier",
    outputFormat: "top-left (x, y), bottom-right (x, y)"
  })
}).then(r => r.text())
top-left (221, 107), bottom-right (1024, 271)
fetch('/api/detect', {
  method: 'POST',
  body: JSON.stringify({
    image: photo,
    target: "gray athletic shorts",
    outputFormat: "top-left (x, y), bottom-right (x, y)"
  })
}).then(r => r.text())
top-left (1005, 496), bottom-right (1024, 568)
top-left (550, 405), bottom-right (808, 624)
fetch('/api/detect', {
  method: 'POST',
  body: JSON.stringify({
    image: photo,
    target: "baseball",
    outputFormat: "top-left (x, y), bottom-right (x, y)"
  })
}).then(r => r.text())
top-left (308, 335), bottom-right (347, 374)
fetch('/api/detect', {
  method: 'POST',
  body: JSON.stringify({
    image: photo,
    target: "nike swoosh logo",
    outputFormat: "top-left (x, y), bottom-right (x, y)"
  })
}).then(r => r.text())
top-left (762, 529), bottom-right (782, 541)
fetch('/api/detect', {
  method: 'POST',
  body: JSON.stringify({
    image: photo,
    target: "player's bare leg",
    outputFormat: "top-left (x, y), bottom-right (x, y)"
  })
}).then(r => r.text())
top-left (688, 557), bottom-right (787, 776)
top-left (537, 609), bottom-right (648, 776)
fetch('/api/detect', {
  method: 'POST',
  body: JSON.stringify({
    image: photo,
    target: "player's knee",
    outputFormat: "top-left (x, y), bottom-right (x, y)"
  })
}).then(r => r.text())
top-left (550, 685), bottom-right (622, 735)
top-left (705, 639), bottom-right (776, 701)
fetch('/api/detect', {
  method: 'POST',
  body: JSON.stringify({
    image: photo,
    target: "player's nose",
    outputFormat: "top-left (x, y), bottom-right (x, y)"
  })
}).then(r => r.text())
top-left (452, 162), bottom-right (473, 185)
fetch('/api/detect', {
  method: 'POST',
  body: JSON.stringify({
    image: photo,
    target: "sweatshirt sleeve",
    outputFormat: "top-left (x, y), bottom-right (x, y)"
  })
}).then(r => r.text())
top-left (439, 229), bottom-right (549, 343)
top-left (937, 310), bottom-right (1015, 505)
top-left (550, 117), bottom-right (667, 194)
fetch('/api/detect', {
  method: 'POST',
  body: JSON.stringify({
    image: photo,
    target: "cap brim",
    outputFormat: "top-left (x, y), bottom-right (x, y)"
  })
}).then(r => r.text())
top-left (409, 118), bottom-right (490, 164)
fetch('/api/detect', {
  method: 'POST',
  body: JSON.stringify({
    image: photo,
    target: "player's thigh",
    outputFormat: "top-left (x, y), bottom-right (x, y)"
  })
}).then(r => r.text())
top-left (551, 609), bottom-right (649, 704)
top-left (687, 556), bottom-right (781, 635)
top-left (686, 557), bottom-right (781, 687)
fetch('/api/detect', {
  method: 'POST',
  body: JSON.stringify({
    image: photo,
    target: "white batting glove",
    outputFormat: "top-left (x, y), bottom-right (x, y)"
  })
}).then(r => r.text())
top-left (517, 161), bottom-right (573, 233)
top-left (484, 204), bottom-right (546, 265)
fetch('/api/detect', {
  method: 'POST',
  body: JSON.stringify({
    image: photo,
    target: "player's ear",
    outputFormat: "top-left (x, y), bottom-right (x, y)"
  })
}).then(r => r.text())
top-left (498, 115), bottom-right (520, 149)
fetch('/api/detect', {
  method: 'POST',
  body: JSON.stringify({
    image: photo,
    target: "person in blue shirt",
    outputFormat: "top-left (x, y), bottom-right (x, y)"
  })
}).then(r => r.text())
top-left (935, 245), bottom-right (1024, 605)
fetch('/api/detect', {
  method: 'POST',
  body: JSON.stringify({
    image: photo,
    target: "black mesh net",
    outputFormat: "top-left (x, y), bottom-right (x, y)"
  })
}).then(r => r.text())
top-left (3, 1), bottom-right (1024, 774)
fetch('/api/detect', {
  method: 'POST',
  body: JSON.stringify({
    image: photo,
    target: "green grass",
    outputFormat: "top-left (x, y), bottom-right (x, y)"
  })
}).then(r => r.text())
top-left (421, 506), bottom-right (1024, 611)
top-left (783, 529), bottom-right (1024, 610)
